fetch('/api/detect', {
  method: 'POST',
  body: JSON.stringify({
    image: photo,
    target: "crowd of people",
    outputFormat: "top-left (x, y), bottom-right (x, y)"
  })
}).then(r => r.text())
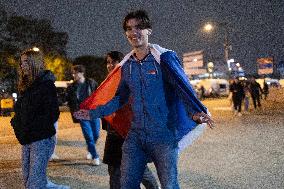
top-left (229, 76), bottom-right (269, 116)
top-left (10, 10), bottom-right (214, 189)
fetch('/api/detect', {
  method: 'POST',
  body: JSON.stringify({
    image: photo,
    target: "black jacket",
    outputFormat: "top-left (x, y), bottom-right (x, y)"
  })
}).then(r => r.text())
top-left (250, 81), bottom-right (262, 96)
top-left (66, 78), bottom-right (97, 123)
top-left (102, 119), bottom-right (125, 166)
top-left (11, 70), bottom-right (59, 145)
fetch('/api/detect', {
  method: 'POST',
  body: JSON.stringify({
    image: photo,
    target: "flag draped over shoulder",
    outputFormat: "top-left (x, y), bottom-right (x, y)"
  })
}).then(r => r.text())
top-left (80, 65), bottom-right (132, 138)
top-left (80, 44), bottom-right (209, 150)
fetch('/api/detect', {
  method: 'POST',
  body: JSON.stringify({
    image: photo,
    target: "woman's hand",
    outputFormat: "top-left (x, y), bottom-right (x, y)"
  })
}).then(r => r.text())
top-left (73, 109), bottom-right (91, 120)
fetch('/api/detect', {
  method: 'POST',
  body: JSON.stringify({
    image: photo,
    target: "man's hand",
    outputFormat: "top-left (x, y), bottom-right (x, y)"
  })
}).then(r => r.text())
top-left (192, 112), bottom-right (214, 129)
top-left (73, 109), bottom-right (91, 120)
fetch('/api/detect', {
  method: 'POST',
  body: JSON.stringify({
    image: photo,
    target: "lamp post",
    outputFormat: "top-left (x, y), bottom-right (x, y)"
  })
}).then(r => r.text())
top-left (203, 22), bottom-right (231, 76)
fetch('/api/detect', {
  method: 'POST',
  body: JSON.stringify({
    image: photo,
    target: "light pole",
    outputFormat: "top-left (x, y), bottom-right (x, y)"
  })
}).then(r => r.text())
top-left (207, 62), bottom-right (214, 78)
top-left (203, 22), bottom-right (231, 76)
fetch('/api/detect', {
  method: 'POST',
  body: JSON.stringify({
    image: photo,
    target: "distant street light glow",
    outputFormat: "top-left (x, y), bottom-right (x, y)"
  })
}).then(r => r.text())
top-left (204, 23), bottom-right (213, 32)
top-left (32, 47), bottom-right (40, 52)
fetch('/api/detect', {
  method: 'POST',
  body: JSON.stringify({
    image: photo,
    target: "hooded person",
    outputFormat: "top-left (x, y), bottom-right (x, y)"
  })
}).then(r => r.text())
top-left (11, 48), bottom-right (70, 189)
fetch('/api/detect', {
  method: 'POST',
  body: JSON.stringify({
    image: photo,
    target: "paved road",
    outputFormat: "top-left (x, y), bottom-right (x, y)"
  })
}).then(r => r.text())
top-left (0, 89), bottom-right (283, 189)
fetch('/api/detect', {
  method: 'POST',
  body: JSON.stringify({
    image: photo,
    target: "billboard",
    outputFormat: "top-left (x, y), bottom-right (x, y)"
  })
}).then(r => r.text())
top-left (257, 57), bottom-right (273, 75)
top-left (183, 50), bottom-right (206, 76)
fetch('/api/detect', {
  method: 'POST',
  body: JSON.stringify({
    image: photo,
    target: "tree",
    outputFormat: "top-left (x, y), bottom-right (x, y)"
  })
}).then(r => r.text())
top-left (6, 16), bottom-right (68, 56)
top-left (45, 54), bottom-right (72, 81)
top-left (0, 8), bottom-right (69, 89)
top-left (73, 55), bottom-right (107, 84)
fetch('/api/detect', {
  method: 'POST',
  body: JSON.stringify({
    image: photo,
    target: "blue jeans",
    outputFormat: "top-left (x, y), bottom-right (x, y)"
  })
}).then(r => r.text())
top-left (22, 136), bottom-right (55, 189)
top-left (80, 119), bottom-right (100, 159)
top-left (121, 131), bottom-right (179, 189)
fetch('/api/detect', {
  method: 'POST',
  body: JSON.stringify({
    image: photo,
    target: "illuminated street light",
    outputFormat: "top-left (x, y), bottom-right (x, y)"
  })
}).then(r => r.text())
top-left (204, 23), bottom-right (213, 32)
top-left (203, 22), bottom-right (231, 77)
top-left (32, 47), bottom-right (40, 52)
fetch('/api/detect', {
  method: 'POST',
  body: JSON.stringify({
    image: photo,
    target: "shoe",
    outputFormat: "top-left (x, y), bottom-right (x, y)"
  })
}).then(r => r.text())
top-left (86, 152), bottom-right (92, 160)
top-left (49, 153), bottom-right (59, 161)
top-left (237, 112), bottom-right (242, 116)
top-left (46, 180), bottom-right (70, 189)
top-left (92, 158), bottom-right (100, 166)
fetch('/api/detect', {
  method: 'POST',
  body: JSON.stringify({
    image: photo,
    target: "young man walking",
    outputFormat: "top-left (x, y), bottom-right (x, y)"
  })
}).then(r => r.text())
top-left (67, 65), bottom-right (101, 165)
top-left (75, 10), bottom-right (213, 188)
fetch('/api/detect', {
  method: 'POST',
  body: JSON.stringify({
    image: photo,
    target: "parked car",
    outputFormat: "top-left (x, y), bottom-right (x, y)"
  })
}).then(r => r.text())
top-left (256, 78), bottom-right (281, 89)
top-left (195, 79), bottom-right (230, 98)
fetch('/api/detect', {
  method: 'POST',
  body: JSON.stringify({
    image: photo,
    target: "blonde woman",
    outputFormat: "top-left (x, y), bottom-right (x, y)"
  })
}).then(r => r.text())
top-left (11, 49), bottom-right (69, 189)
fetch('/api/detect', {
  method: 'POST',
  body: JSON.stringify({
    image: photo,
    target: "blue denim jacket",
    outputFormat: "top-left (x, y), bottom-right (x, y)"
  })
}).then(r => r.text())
top-left (90, 51), bottom-right (207, 143)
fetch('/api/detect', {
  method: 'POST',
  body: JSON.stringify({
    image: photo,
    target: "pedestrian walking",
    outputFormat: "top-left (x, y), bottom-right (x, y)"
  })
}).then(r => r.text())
top-left (66, 65), bottom-right (101, 165)
top-left (74, 10), bottom-right (213, 189)
top-left (262, 81), bottom-right (269, 100)
top-left (229, 78), bottom-right (244, 116)
top-left (103, 51), bottom-right (160, 189)
top-left (249, 77), bottom-right (262, 110)
top-left (243, 81), bottom-right (250, 112)
top-left (10, 48), bottom-right (69, 189)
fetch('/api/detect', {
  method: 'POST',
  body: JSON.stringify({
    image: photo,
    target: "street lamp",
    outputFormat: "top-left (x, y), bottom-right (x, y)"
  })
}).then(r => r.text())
top-left (203, 22), bottom-right (231, 74)
top-left (32, 47), bottom-right (40, 52)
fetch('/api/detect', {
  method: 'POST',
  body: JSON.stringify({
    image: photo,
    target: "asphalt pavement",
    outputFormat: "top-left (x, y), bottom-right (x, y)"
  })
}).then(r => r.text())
top-left (0, 88), bottom-right (283, 189)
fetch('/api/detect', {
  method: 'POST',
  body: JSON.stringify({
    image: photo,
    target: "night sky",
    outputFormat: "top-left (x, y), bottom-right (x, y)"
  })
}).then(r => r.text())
top-left (2, 0), bottom-right (284, 74)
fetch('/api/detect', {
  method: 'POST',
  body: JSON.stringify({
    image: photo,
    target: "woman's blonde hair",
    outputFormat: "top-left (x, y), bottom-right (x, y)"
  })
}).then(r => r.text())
top-left (18, 49), bottom-right (45, 93)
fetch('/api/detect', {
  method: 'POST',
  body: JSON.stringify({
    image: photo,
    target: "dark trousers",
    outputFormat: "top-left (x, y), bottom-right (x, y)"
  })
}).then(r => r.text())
top-left (108, 164), bottom-right (159, 189)
top-left (251, 94), bottom-right (261, 109)
top-left (233, 95), bottom-right (243, 112)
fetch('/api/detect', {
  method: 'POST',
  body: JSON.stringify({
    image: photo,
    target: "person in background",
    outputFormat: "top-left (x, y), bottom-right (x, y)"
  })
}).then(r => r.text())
top-left (249, 77), bottom-right (263, 110)
top-left (229, 78), bottom-right (244, 116)
top-left (243, 81), bottom-right (251, 112)
top-left (228, 79), bottom-right (234, 111)
top-left (103, 51), bottom-right (160, 189)
top-left (262, 80), bottom-right (269, 100)
top-left (74, 10), bottom-right (213, 189)
top-left (10, 49), bottom-right (69, 189)
top-left (66, 65), bottom-right (101, 165)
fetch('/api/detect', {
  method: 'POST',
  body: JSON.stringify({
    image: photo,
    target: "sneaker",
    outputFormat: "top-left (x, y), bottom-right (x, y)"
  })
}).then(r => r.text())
top-left (49, 153), bottom-right (59, 161)
top-left (237, 112), bottom-right (242, 117)
top-left (46, 180), bottom-right (70, 189)
top-left (86, 152), bottom-right (92, 160)
top-left (92, 158), bottom-right (100, 166)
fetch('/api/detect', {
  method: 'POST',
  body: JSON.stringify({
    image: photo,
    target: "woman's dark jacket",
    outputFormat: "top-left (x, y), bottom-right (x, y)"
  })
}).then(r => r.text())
top-left (11, 70), bottom-right (59, 145)
top-left (102, 118), bottom-right (125, 166)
